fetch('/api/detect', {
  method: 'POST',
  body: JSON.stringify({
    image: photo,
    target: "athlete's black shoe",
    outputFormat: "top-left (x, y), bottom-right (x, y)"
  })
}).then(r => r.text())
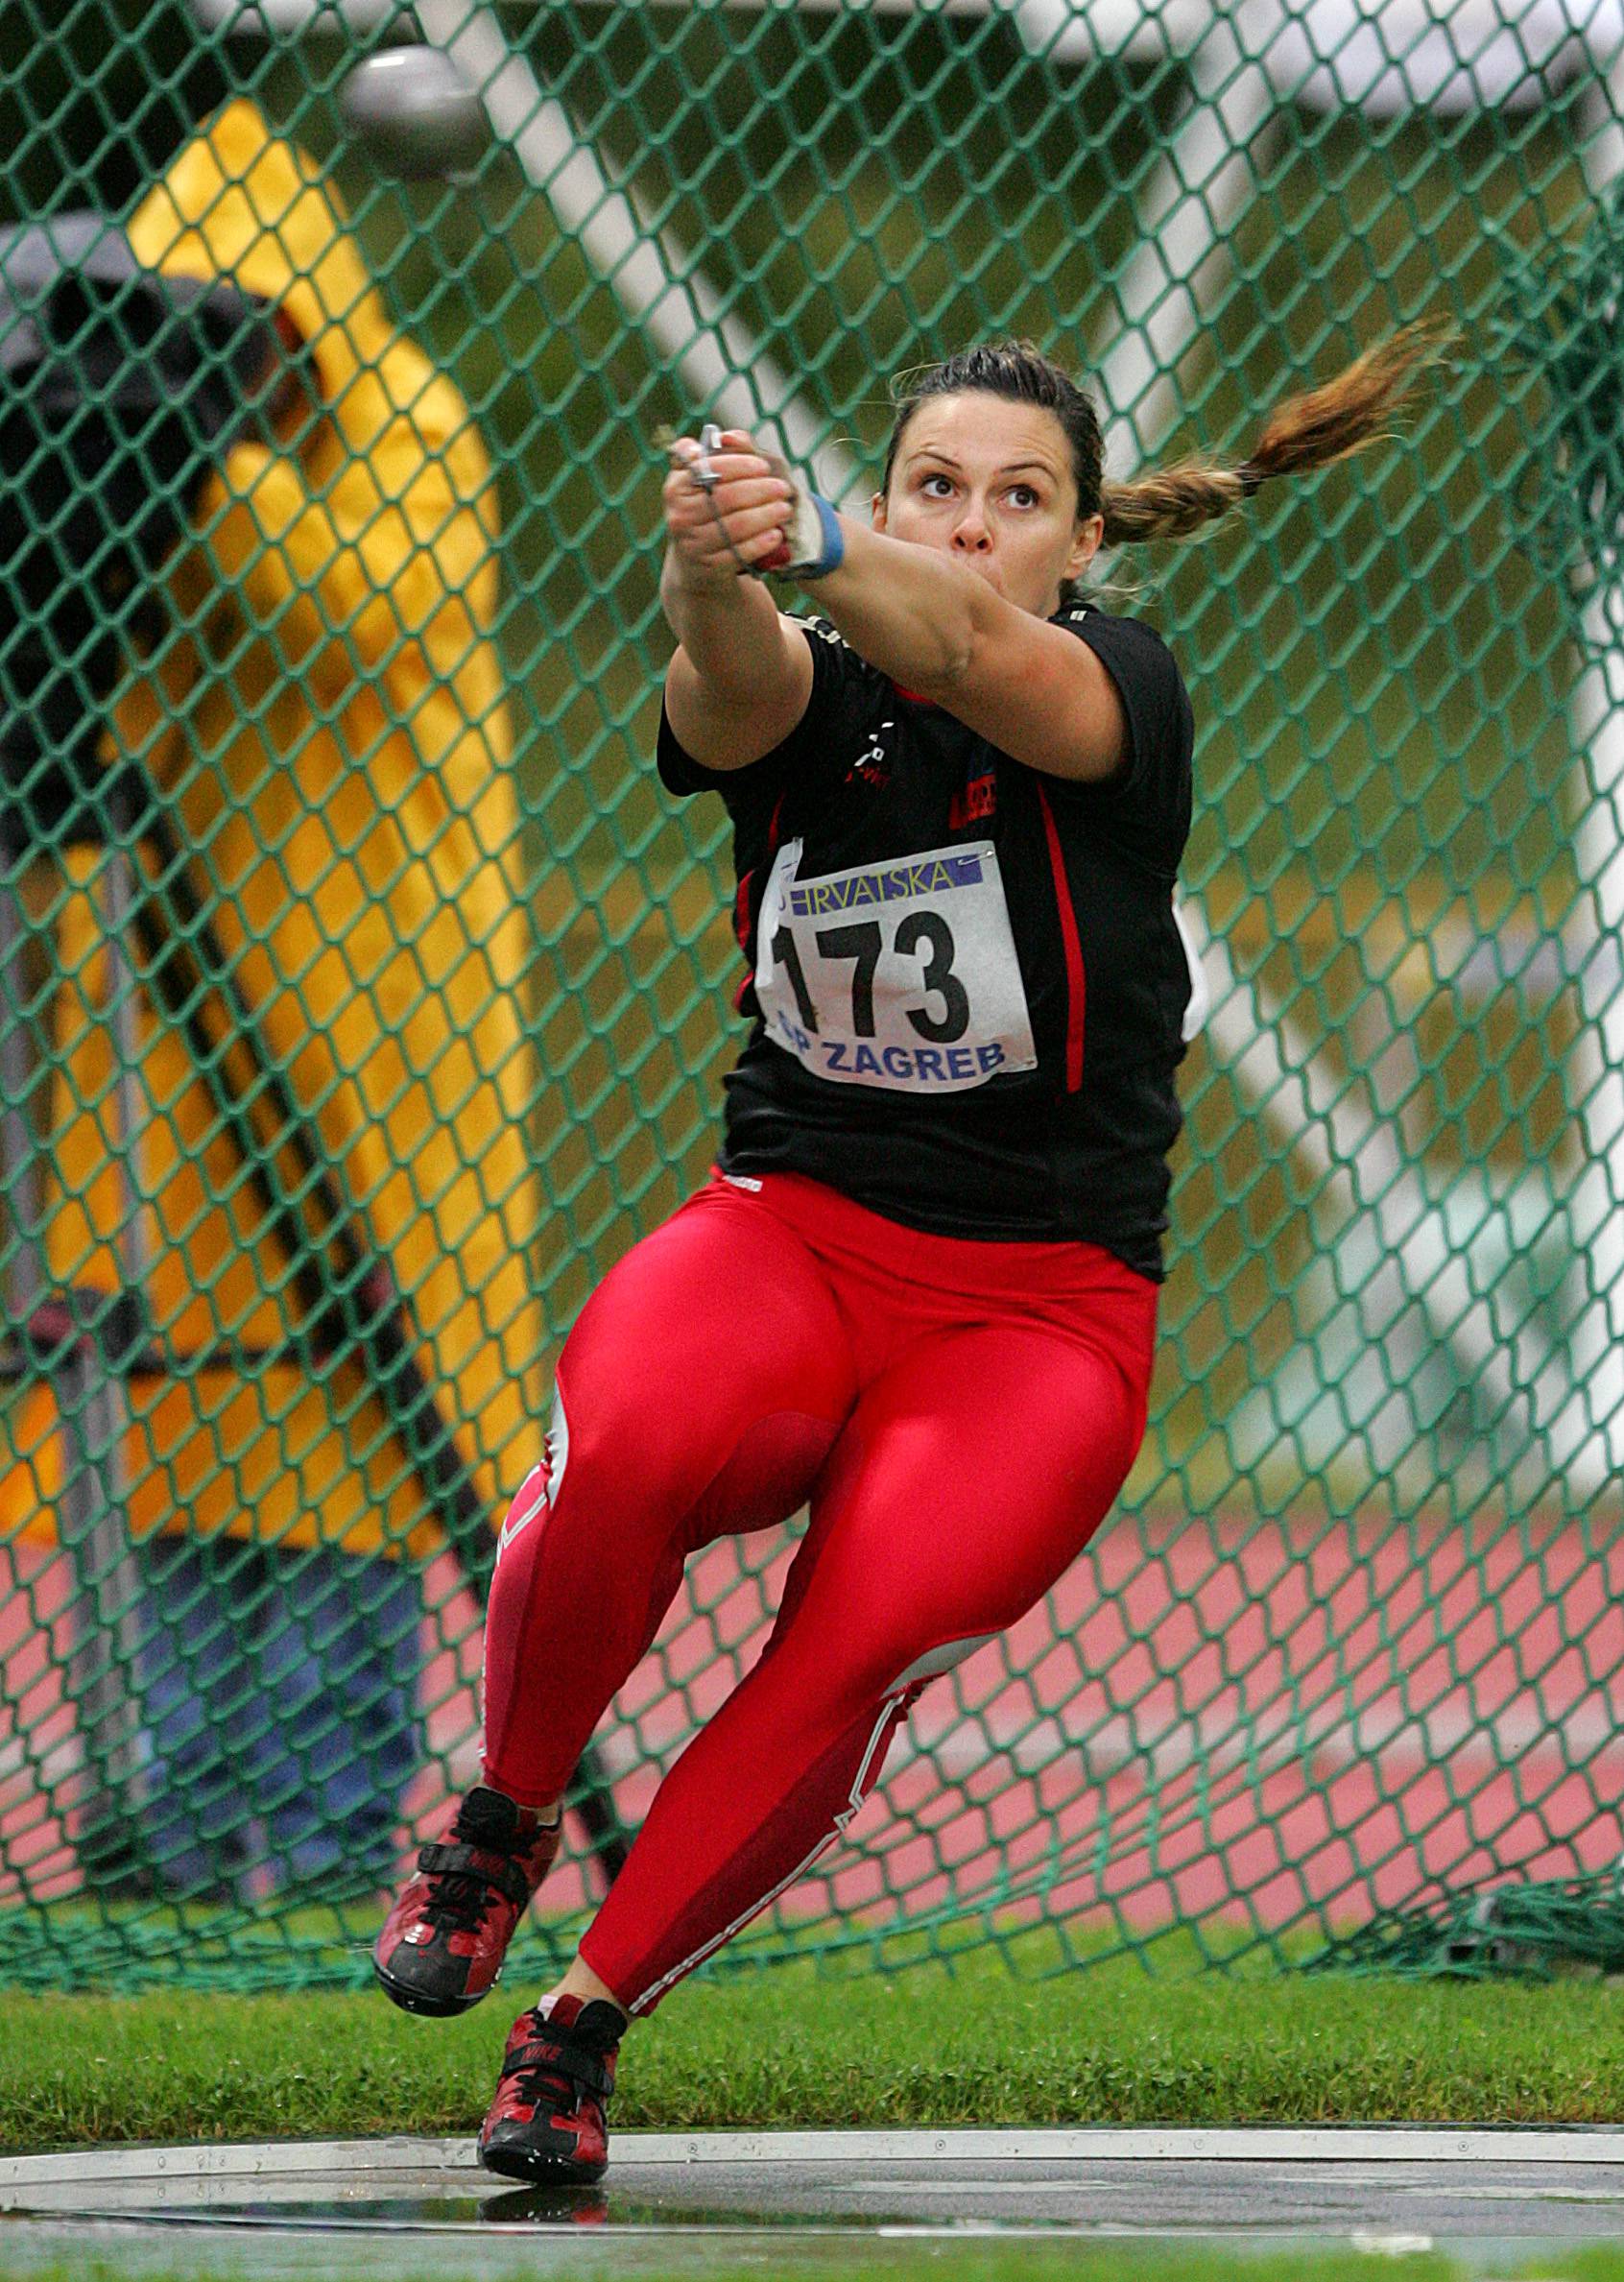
top-left (477, 1994), bottom-right (625, 2184)
top-left (372, 1787), bottom-right (560, 2018)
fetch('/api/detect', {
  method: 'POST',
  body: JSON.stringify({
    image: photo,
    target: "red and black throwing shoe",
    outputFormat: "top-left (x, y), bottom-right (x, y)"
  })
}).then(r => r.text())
top-left (477, 1994), bottom-right (625, 2184)
top-left (372, 1787), bottom-right (560, 2018)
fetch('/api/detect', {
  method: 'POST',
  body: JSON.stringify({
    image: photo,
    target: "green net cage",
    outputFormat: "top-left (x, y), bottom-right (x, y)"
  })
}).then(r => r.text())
top-left (2, 0), bottom-right (1623, 1996)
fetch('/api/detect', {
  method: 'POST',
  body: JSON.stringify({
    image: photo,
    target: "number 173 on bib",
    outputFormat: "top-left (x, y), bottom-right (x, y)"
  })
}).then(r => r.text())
top-left (753, 838), bottom-right (1039, 1096)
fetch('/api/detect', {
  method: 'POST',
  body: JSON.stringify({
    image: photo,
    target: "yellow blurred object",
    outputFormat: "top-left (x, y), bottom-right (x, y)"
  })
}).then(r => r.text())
top-left (5, 101), bottom-right (541, 1562)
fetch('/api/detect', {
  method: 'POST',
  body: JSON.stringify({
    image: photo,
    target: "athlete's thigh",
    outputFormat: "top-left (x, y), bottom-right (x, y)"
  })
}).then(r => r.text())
top-left (770, 1322), bottom-right (1146, 1692)
top-left (555, 1177), bottom-right (857, 1532)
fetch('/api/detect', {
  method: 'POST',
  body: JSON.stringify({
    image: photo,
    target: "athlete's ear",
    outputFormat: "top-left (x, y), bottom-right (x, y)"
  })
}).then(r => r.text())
top-left (1066, 513), bottom-right (1105, 582)
top-left (872, 490), bottom-right (888, 532)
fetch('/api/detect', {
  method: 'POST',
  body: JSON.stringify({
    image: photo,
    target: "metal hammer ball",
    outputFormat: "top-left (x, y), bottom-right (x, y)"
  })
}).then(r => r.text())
top-left (339, 47), bottom-right (488, 179)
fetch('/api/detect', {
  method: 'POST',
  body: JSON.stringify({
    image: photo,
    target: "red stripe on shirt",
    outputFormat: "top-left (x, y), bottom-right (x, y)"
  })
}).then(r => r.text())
top-left (1036, 781), bottom-right (1086, 1093)
top-left (733, 792), bottom-right (788, 1012)
top-left (731, 869), bottom-right (754, 1011)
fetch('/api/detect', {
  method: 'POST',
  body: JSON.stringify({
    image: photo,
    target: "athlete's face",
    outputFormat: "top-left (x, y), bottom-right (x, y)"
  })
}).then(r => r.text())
top-left (872, 394), bottom-right (1104, 617)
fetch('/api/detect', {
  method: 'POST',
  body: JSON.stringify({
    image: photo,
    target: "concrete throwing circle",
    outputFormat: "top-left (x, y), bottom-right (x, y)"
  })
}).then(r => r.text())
top-left (5, 2126), bottom-right (1624, 2261)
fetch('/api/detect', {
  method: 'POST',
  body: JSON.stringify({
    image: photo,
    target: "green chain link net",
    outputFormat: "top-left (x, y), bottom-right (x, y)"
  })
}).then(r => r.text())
top-left (2, 0), bottom-right (1622, 1995)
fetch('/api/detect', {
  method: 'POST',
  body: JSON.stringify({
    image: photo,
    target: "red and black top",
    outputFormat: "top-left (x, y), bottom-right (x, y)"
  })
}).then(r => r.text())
top-left (657, 603), bottom-right (1196, 1279)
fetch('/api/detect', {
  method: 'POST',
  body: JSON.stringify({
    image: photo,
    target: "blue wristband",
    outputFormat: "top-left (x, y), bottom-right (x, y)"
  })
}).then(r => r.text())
top-left (791, 493), bottom-right (845, 581)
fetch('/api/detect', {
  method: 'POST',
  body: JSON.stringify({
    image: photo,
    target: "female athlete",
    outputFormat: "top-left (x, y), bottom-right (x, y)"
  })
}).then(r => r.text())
top-left (373, 330), bottom-right (1437, 2182)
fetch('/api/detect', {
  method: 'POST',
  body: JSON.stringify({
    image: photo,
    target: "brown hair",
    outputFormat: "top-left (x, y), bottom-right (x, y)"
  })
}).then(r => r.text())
top-left (880, 323), bottom-right (1449, 555)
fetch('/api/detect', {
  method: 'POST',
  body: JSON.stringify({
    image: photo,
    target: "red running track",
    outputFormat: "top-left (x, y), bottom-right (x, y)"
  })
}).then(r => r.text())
top-left (4, 1507), bottom-right (1622, 1945)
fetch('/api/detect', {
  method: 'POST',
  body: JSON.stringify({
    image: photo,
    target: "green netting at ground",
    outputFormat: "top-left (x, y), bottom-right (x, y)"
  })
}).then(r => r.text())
top-left (2, 0), bottom-right (1622, 1997)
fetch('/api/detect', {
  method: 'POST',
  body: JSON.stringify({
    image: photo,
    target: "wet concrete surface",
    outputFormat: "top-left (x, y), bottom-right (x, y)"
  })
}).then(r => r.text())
top-left (5, 2130), bottom-right (1624, 2271)
top-left (5, 2157), bottom-right (1624, 2236)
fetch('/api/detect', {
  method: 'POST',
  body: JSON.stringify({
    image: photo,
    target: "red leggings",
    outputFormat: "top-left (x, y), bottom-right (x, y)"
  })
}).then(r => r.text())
top-left (482, 1169), bottom-right (1157, 2014)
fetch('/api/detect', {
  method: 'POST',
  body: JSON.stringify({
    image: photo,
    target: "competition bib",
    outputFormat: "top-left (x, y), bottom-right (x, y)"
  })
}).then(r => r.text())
top-left (753, 837), bottom-right (1038, 1094)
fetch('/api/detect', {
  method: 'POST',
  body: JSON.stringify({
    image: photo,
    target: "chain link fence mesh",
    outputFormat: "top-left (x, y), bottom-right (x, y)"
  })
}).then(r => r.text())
top-left (1, 0), bottom-right (1621, 1994)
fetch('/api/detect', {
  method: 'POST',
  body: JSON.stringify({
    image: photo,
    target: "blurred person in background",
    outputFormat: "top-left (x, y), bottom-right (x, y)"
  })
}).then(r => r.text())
top-left (0, 98), bottom-right (543, 1902)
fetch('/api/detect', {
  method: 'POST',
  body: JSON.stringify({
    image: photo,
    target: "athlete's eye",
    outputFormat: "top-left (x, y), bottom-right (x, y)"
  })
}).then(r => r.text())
top-left (1009, 484), bottom-right (1041, 509)
top-left (919, 472), bottom-right (955, 498)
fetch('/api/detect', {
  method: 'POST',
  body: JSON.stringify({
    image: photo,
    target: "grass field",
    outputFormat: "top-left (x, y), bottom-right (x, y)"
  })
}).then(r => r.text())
top-left (12, 2253), bottom-right (1624, 2282)
top-left (6, 1949), bottom-right (1624, 2155)
top-left (9, 2251), bottom-right (1624, 2282)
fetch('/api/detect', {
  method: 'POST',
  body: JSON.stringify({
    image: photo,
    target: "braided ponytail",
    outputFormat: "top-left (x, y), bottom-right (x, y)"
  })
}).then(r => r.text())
top-left (1099, 320), bottom-right (1451, 544)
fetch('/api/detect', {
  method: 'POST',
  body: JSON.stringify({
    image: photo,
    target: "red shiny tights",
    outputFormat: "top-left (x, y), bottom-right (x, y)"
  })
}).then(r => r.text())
top-left (481, 1170), bottom-right (1156, 2014)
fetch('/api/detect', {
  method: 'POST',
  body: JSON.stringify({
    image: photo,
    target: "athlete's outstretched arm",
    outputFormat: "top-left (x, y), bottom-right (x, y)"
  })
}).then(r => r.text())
top-left (659, 433), bottom-right (812, 772)
top-left (666, 429), bottom-right (1129, 785)
top-left (804, 516), bottom-right (1127, 784)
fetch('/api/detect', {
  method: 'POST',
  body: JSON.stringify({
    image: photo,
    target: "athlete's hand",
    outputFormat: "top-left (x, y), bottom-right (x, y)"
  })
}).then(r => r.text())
top-left (663, 428), bottom-right (793, 582)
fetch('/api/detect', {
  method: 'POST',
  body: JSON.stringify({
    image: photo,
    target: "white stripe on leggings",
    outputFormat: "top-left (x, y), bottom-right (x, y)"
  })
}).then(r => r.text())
top-left (628, 1689), bottom-right (905, 2015)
